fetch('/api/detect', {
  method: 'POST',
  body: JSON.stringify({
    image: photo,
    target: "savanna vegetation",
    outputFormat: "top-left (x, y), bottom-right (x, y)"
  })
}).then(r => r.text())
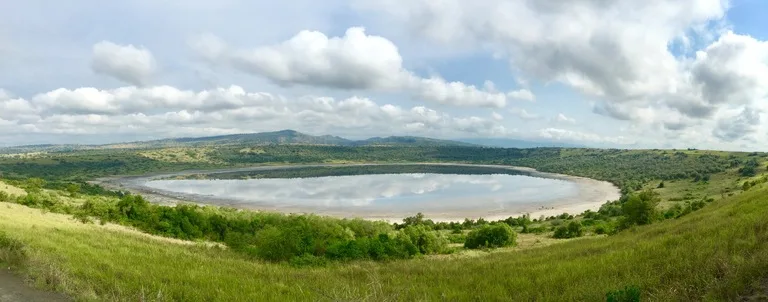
top-left (1, 145), bottom-right (768, 300)
top-left (2, 176), bottom-right (768, 301)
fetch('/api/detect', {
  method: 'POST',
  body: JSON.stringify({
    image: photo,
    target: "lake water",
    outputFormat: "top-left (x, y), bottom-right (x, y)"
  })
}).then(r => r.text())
top-left (143, 171), bottom-right (583, 220)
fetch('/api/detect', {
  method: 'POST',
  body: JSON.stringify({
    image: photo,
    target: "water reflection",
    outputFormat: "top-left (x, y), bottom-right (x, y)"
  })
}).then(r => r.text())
top-left (144, 173), bottom-right (579, 213)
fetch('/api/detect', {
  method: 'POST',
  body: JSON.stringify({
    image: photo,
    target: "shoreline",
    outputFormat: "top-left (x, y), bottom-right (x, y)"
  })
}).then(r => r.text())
top-left (93, 163), bottom-right (621, 223)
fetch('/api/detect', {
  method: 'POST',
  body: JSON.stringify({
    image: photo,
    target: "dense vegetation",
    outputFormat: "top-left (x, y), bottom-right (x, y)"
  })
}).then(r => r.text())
top-left (0, 189), bottom-right (454, 263)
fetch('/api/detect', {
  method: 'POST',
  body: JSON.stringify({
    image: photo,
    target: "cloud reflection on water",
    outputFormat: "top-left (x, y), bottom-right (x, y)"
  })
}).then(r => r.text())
top-left (144, 173), bottom-right (579, 213)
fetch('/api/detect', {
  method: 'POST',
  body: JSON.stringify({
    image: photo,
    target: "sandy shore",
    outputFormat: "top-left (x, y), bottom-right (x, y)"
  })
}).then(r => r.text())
top-left (93, 163), bottom-right (621, 223)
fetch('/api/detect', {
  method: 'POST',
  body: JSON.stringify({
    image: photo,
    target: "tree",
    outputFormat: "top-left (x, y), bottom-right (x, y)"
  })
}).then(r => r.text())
top-left (621, 190), bottom-right (660, 228)
top-left (66, 183), bottom-right (81, 197)
top-left (24, 178), bottom-right (45, 193)
top-left (567, 221), bottom-right (584, 237)
top-left (402, 225), bottom-right (447, 254)
top-left (553, 221), bottom-right (584, 239)
top-left (739, 159), bottom-right (759, 177)
top-left (464, 224), bottom-right (517, 249)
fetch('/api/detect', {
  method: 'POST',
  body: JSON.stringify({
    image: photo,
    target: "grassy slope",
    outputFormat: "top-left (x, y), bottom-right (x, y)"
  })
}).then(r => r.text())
top-left (2, 181), bottom-right (768, 301)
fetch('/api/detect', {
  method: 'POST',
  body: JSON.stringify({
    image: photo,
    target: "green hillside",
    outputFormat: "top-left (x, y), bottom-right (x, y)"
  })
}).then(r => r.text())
top-left (1, 146), bottom-right (767, 300)
top-left (1, 177), bottom-right (767, 301)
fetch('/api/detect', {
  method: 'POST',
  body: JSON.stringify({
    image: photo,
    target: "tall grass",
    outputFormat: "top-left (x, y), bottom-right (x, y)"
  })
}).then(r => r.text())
top-left (2, 183), bottom-right (768, 301)
top-left (0, 231), bottom-right (26, 268)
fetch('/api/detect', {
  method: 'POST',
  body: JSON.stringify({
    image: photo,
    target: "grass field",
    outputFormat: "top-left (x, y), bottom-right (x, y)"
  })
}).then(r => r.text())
top-left (2, 179), bottom-right (768, 301)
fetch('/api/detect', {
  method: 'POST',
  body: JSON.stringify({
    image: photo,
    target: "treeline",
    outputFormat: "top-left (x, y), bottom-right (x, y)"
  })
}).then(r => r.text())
top-left (0, 150), bottom-right (220, 181)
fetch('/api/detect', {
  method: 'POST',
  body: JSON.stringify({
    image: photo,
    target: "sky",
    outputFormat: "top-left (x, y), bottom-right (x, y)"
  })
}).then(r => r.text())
top-left (1, 0), bottom-right (768, 150)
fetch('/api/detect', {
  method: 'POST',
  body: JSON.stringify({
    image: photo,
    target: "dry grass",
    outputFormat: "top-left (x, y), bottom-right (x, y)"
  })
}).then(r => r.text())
top-left (0, 180), bottom-right (26, 196)
top-left (139, 148), bottom-right (220, 164)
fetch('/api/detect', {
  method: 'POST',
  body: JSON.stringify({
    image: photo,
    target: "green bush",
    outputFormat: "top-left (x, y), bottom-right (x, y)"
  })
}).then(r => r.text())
top-left (553, 221), bottom-right (585, 239)
top-left (402, 225), bottom-right (448, 254)
top-left (594, 224), bottom-right (609, 235)
top-left (464, 224), bottom-right (517, 249)
top-left (620, 190), bottom-right (660, 228)
top-left (446, 232), bottom-right (466, 244)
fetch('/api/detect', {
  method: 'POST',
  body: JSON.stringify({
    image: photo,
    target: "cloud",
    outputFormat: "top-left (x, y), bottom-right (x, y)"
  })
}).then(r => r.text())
top-left (491, 111), bottom-right (503, 121)
top-left (538, 128), bottom-right (634, 145)
top-left (359, 0), bottom-right (728, 99)
top-left (357, 0), bottom-right (768, 143)
top-left (91, 41), bottom-right (156, 86)
top-left (712, 107), bottom-right (761, 142)
top-left (192, 27), bottom-right (512, 108)
top-left (555, 113), bottom-right (576, 124)
top-left (506, 89), bottom-right (535, 102)
top-left (508, 107), bottom-right (539, 120)
top-left (188, 33), bottom-right (228, 63)
top-left (407, 77), bottom-right (507, 107)
top-left (0, 85), bottom-right (507, 145)
top-left (229, 27), bottom-right (406, 90)
top-left (592, 102), bottom-right (633, 121)
top-left (691, 32), bottom-right (768, 106)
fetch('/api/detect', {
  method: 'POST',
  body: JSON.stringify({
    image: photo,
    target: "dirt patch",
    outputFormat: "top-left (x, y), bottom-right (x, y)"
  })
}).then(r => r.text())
top-left (741, 278), bottom-right (768, 301)
top-left (0, 268), bottom-right (69, 302)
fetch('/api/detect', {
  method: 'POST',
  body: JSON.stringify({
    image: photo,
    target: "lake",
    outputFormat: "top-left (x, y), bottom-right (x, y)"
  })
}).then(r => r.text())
top-left (133, 164), bottom-right (619, 221)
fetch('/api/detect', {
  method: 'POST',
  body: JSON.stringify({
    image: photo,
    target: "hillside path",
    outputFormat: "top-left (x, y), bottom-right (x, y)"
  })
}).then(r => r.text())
top-left (0, 268), bottom-right (69, 302)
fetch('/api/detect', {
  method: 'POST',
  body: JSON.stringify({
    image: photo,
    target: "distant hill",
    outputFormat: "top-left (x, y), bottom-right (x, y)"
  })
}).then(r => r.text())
top-left (0, 144), bottom-right (98, 154)
top-left (458, 138), bottom-right (587, 148)
top-left (136, 130), bottom-right (353, 147)
top-left (0, 130), bottom-right (479, 153)
top-left (355, 136), bottom-right (478, 147)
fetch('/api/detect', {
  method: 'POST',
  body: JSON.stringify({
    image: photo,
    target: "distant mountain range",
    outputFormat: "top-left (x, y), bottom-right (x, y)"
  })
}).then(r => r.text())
top-left (142, 130), bottom-right (479, 148)
top-left (0, 130), bottom-right (477, 153)
top-left (0, 130), bottom-right (585, 154)
top-left (458, 138), bottom-right (587, 148)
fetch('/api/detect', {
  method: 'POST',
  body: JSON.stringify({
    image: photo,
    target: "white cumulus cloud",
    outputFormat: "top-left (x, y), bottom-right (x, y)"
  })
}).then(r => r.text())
top-left (0, 85), bottom-right (508, 145)
top-left (192, 27), bottom-right (514, 108)
top-left (91, 41), bottom-right (156, 86)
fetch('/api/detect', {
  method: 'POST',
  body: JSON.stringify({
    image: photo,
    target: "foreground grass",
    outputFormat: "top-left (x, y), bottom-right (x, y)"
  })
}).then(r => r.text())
top-left (2, 182), bottom-right (768, 301)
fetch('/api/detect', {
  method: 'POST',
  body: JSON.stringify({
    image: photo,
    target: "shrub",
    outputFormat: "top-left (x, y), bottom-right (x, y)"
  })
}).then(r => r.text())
top-left (567, 221), bottom-right (584, 237)
top-left (553, 226), bottom-right (569, 238)
top-left (620, 190), bottom-right (660, 228)
top-left (598, 201), bottom-right (623, 217)
top-left (553, 221), bottom-right (584, 239)
top-left (464, 224), bottom-right (516, 249)
top-left (594, 223), bottom-right (609, 235)
top-left (446, 232), bottom-right (466, 244)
